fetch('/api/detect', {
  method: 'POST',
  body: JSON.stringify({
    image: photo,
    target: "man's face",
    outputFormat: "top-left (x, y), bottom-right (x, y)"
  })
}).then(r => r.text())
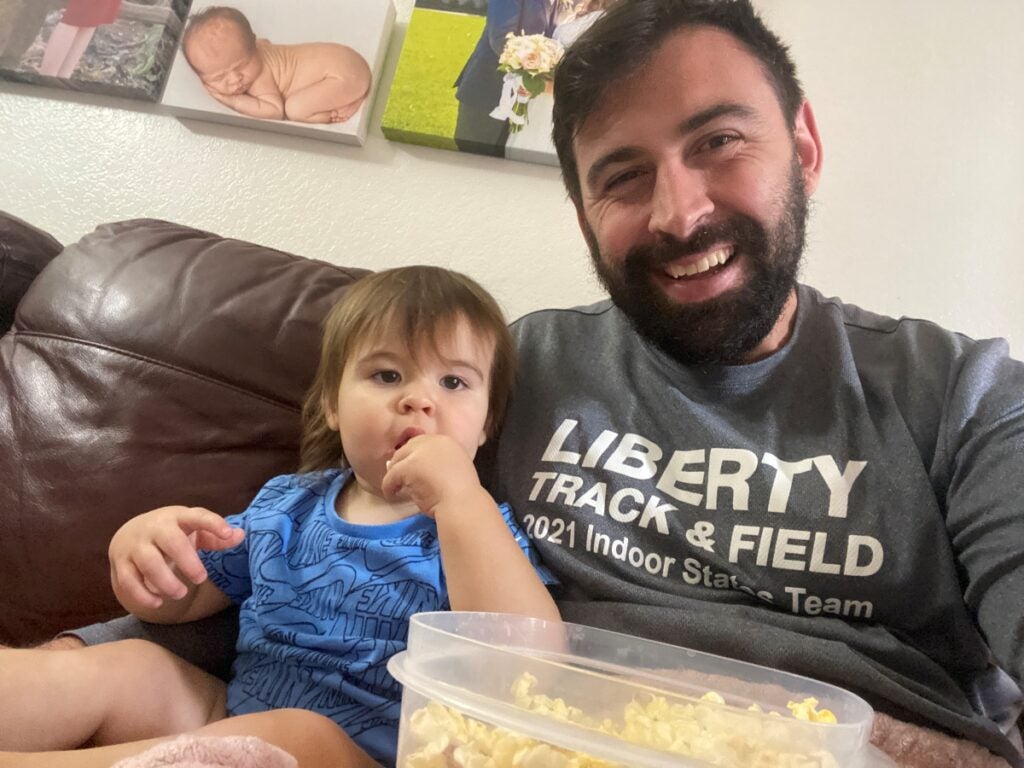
top-left (572, 27), bottom-right (821, 365)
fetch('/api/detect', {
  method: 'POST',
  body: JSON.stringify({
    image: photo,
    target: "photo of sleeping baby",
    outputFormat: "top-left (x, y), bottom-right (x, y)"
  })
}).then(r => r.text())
top-left (160, 0), bottom-right (395, 145)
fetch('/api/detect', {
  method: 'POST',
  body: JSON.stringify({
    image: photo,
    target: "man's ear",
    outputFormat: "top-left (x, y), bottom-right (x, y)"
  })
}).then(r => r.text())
top-left (793, 100), bottom-right (823, 196)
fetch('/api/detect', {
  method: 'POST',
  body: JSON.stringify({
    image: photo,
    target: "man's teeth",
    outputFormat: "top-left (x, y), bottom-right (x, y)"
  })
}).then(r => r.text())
top-left (666, 248), bottom-right (733, 279)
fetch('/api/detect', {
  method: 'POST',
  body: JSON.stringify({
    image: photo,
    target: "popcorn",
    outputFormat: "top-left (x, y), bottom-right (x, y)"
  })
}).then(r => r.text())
top-left (787, 698), bottom-right (838, 724)
top-left (402, 674), bottom-right (842, 768)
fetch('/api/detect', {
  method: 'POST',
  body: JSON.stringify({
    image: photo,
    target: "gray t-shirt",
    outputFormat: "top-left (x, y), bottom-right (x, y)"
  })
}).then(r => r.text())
top-left (492, 284), bottom-right (1024, 765)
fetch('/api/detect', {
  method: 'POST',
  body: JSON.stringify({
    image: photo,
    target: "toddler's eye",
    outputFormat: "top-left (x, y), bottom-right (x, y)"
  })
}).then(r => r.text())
top-left (372, 370), bottom-right (401, 384)
top-left (440, 375), bottom-right (467, 391)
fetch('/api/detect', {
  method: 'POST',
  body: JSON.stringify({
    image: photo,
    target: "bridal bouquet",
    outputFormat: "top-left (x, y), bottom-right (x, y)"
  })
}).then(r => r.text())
top-left (489, 32), bottom-right (565, 133)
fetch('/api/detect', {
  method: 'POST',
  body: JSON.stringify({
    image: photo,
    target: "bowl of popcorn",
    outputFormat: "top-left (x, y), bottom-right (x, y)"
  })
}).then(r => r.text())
top-left (388, 612), bottom-right (897, 767)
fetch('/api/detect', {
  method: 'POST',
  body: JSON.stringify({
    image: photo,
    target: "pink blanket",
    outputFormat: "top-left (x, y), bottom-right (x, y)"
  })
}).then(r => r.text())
top-left (110, 735), bottom-right (297, 768)
top-left (872, 712), bottom-right (1015, 768)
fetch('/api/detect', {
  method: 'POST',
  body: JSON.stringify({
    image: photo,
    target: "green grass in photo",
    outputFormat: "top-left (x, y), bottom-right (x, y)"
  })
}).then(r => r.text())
top-left (382, 8), bottom-right (484, 151)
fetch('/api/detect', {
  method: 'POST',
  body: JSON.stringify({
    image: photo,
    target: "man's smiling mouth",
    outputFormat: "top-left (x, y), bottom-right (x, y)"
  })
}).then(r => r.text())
top-left (664, 247), bottom-right (734, 279)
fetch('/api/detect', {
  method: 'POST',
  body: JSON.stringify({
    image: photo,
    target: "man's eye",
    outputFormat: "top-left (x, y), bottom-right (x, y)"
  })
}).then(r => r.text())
top-left (605, 168), bottom-right (646, 190)
top-left (372, 370), bottom-right (401, 384)
top-left (440, 375), bottom-right (467, 391)
top-left (701, 134), bottom-right (738, 152)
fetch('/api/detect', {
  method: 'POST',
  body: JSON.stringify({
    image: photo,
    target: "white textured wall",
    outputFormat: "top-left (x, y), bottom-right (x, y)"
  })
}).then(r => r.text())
top-left (1, 0), bottom-right (1021, 354)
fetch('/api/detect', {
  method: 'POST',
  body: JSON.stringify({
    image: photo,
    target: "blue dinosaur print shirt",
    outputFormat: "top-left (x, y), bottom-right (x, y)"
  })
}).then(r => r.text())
top-left (199, 469), bottom-right (554, 767)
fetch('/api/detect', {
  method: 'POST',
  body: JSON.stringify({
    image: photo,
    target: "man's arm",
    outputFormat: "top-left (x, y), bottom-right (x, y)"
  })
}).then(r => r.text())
top-left (944, 340), bottom-right (1024, 683)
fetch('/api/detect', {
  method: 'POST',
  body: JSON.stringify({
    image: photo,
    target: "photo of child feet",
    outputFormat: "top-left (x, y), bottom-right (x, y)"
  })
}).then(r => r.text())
top-left (161, 0), bottom-right (395, 144)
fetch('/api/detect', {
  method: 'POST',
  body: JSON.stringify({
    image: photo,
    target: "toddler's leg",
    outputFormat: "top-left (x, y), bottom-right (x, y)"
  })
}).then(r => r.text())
top-left (284, 78), bottom-right (369, 123)
top-left (0, 638), bottom-right (225, 750)
top-left (0, 709), bottom-right (382, 768)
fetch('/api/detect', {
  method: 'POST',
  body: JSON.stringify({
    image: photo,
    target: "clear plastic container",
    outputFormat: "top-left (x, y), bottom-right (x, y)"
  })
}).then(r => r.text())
top-left (389, 612), bottom-right (897, 768)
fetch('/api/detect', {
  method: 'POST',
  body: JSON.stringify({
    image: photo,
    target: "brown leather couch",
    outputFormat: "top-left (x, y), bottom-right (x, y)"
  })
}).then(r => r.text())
top-left (0, 211), bottom-right (367, 645)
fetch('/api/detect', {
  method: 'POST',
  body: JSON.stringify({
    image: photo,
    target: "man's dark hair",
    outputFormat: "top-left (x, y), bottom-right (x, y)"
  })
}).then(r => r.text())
top-left (182, 6), bottom-right (257, 60)
top-left (552, 0), bottom-right (804, 207)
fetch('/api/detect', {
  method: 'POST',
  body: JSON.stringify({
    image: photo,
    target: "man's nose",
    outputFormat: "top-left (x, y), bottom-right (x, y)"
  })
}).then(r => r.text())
top-left (648, 162), bottom-right (714, 240)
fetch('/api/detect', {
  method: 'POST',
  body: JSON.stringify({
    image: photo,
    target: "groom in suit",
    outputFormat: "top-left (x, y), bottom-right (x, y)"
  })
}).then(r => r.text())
top-left (453, 0), bottom-right (560, 157)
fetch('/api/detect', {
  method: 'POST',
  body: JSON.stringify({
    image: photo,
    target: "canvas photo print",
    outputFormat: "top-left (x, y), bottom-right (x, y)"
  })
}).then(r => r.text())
top-left (160, 0), bottom-right (395, 145)
top-left (381, 0), bottom-right (608, 166)
top-left (0, 0), bottom-right (191, 101)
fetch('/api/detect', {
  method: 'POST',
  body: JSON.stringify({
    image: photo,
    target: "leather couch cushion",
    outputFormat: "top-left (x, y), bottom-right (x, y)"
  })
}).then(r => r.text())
top-left (0, 219), bottom-right (368, 644)
top-left (0, 211), bottom-right (62, 336)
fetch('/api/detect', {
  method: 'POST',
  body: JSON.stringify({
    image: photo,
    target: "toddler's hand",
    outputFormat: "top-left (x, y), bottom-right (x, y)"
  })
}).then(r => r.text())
top-left (108, 506), bottom-right (243, 611)
top-left (381, 434), bottom-right (483, 517)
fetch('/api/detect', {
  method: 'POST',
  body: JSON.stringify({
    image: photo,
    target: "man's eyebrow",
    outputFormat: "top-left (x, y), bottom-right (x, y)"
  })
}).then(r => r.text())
top-left (585, 147), bottom-right (645, 193)
top-left (584, 102), bottom-right (758, 192)
top-left (680, 102), bottom-right (758, 134)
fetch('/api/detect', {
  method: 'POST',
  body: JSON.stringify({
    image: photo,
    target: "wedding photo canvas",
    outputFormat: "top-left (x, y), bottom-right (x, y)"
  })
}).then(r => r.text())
top-left (381, 0), bottom-right (605, 167)
top-left (0, 0), bottom-right (192, 102)
top-left (160, 0), bottom-right (395, 145)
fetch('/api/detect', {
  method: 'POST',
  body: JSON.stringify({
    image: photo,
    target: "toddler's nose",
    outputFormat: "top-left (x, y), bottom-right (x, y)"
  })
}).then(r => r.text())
top-left (399, 391), bottom-right (434, 414)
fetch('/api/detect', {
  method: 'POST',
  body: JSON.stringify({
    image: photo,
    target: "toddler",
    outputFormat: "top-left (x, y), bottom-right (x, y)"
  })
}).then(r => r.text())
top-left (0, 266), bottom-right (559, 768)
top-left (182, 6), bottom-right (372, 124)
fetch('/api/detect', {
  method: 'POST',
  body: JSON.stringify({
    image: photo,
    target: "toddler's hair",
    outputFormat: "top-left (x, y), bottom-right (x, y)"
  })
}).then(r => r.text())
top-left (299, 266), bottom-right (516, 473)
top-left (182, 6), bottom-right (257, 62)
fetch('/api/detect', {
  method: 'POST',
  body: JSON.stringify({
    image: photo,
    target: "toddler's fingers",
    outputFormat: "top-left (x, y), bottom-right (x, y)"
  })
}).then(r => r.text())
top-left (175, 507), bottom-right (243, 554)
top-left (153, 526), bottom-right (211, 586)
top-left (380, 462), bottom-right (406, 500)
top-left (194, 525), bottom-right (244, 553)
top-left (177, 507), bottom-right (237, 540)
top-left (133, 543), bottom-right (190, 600)
top-left (112, 558), bottom-right (164, 610)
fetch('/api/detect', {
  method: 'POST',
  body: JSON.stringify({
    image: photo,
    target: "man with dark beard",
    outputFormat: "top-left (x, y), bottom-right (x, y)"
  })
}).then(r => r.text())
top-left (489, 1), bottom-right (1024, 767)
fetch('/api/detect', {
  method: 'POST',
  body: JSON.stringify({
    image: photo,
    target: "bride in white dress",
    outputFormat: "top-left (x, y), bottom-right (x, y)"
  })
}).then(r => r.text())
top-left (504, 0), bottom-right (608, 166)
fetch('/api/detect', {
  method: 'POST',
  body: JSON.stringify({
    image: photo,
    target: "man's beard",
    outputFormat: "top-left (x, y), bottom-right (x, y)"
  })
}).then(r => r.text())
top-left (587, 161), bottom-right (809, 366)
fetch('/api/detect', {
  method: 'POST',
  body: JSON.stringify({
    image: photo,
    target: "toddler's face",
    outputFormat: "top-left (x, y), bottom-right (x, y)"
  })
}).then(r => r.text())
top-left (186, 21), bottom-right (262, 96)
top-left (325, 316), bottom-right (493, 491)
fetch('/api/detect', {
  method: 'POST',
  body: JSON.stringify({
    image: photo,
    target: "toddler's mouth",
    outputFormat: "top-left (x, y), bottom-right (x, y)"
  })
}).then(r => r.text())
top-left (394, 427), bottom-right (425, 452)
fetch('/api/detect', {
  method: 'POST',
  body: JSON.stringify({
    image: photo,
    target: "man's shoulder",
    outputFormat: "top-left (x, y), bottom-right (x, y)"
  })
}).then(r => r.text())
top-left (800, 285), bottom-right (1021, 398)
top-left (801, 285), bottom-right (1004, 358)
top-left (511, 299), bottom-right (619, 341)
